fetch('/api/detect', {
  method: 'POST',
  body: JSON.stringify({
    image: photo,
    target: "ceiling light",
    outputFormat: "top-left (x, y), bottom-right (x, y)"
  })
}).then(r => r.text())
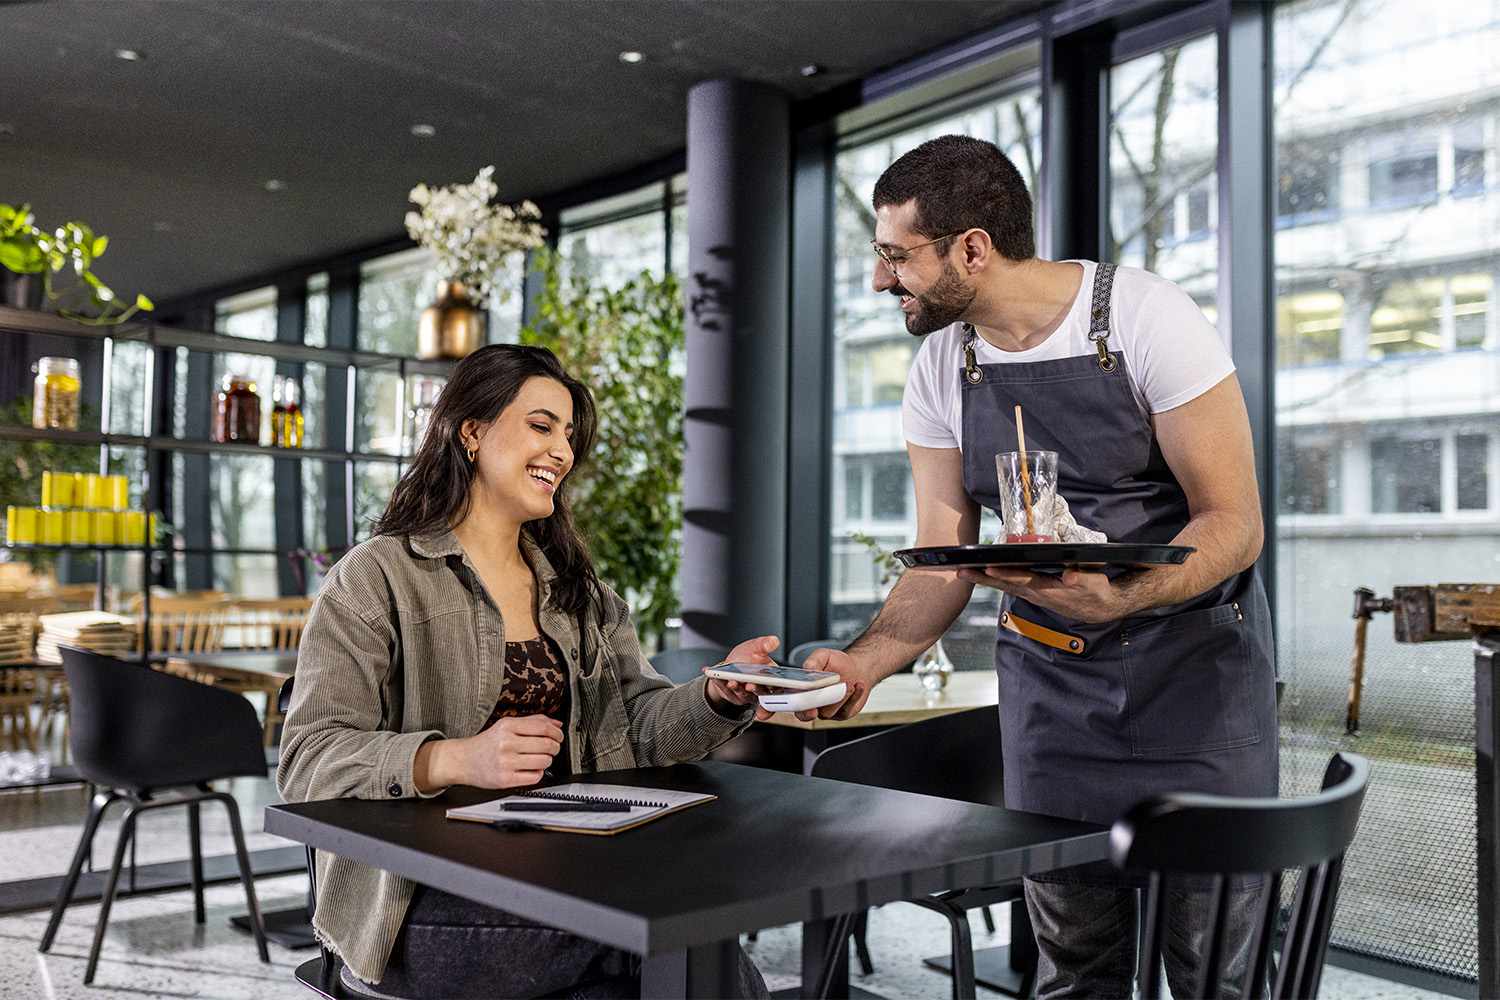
top-left (800, 64), bottom-right (823, 77)
top-left (410, 123), bottom-right (437, 138)
top-left (264, 179), bottom-right (287, 192)
top-left (114, 48), bottom-right (143, 62)
top-left (618, 50), bottom-right (644, 64)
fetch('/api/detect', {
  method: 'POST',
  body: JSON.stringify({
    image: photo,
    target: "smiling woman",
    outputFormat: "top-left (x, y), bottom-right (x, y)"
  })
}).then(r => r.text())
top-left (277, 342), bottom-right (775, 998)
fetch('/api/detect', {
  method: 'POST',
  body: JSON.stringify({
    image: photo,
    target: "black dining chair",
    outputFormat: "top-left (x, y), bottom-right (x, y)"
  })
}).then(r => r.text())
top-left (38, 646), bottom-right (271, 985)
top-left (787, 638), bottom-right (842, 667)
top-left (1110, 751), bottom-right (1371, 1000)
top-left (647, 645), bottom-right (731, 684)
top-left (810, 706), bottom-right (1026, 1000)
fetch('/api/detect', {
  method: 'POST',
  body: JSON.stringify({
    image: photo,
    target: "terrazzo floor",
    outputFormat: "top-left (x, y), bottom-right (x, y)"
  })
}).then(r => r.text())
top-left (0, 780), bottom-right (1460, 1000)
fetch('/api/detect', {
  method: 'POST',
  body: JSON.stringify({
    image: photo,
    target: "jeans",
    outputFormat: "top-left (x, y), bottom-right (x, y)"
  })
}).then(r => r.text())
top-left (343, 885), bottom-right (769, 1000)
top-left (1024, 876), bottom-right (1263, 999)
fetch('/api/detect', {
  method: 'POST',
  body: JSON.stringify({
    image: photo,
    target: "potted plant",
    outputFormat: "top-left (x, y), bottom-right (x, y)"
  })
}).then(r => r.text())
top-left (404, 166), bottom-right (546, 359)
top-left (0, 203), bottom-right (154, 324)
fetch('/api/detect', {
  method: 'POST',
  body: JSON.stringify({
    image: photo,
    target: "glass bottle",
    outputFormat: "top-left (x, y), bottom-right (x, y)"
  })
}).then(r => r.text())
top-left (213, 373), bottom-right (261, 444)
top-left (405, 376), bottom-right (443, 455)
top-left (271, 376), bottom-right (304, 448)
top-left (32, 357), bottom-right (81, 430)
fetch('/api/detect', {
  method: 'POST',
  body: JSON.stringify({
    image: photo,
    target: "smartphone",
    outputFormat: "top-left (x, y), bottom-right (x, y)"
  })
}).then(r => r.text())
top-left (701, 662), bottom-right (842, 690)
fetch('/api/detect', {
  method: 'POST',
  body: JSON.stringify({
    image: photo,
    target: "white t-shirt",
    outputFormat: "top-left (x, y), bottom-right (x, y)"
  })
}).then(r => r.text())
top-left (901, 260), bottom-right (1234, 450)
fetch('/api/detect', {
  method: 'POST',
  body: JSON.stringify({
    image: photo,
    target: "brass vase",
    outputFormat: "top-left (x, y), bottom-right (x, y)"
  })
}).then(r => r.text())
top-left (418, 281), bottom-right (487, 360)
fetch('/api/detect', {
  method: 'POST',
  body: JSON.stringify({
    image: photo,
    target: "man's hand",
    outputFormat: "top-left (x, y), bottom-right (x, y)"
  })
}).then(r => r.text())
top-left (704, 635), bottom-right (780, 714)
top-left (775, 647), bottom-right (881, 723)
top-left (957, 566), bottom-right (1145, 624)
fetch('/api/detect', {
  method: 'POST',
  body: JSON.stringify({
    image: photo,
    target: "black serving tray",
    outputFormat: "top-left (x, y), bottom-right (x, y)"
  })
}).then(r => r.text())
top-left (894, 543), bottom-right (1195, 573)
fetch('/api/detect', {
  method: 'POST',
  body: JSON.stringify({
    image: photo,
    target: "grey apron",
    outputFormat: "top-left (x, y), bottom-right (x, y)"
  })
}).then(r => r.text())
top-left (958, 262), bottom-right (1278, 859)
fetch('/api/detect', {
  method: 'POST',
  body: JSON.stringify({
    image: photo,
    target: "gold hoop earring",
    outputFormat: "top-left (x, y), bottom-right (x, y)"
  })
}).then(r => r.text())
top-left (465, 446), bottom-right (477, 463)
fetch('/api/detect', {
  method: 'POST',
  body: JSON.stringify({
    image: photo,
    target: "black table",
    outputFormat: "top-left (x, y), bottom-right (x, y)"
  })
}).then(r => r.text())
top-left (265, 760), bottom-right (1107, 998)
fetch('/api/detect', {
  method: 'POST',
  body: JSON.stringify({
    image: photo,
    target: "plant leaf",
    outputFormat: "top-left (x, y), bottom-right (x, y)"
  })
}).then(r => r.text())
top-left (92, 235), bottom-right (108, 257)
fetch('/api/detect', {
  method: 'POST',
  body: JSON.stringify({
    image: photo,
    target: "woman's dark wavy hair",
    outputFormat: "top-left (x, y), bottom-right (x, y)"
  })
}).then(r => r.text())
top-left (373, 343), bottom-right (601, 617)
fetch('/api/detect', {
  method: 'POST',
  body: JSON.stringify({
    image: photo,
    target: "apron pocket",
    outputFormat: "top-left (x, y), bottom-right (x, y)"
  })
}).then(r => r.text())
top-left (1120, 601), bottom-right (1260, 757)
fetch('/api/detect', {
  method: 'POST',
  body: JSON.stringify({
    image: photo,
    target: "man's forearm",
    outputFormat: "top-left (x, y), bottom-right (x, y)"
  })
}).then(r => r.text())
top-left (1116, 507), bottom-right (1262, 616)
top-left (845, 570), bottom-right (975, 680)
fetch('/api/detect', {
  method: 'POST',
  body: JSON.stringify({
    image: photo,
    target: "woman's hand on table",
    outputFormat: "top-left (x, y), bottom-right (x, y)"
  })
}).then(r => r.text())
top-left (703, 634), bottom-right (780, 716)
top-left (415, 714), bottom-right (563, 792)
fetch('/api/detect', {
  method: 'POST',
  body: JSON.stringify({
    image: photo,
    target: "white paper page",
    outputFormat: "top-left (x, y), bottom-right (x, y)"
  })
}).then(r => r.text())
top-left (445, 783), bottom-right (712, 831)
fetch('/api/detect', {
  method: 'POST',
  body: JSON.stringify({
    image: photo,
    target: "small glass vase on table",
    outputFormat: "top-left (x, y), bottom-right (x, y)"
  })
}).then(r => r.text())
top-left (914, 641), bottom-right (953, 693)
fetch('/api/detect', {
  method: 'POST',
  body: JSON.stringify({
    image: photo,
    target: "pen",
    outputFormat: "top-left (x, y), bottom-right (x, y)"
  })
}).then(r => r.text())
top-left (500, 800), bottom-right (633, 813)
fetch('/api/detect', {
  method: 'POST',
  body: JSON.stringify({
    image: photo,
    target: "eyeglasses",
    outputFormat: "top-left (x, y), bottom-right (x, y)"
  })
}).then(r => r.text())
top-left (871, 231), bottom-right (964, 275)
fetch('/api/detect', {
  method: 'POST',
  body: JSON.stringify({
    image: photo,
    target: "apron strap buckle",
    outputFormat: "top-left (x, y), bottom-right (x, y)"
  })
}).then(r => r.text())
top-left (962, 325), bottom-right (983, 383)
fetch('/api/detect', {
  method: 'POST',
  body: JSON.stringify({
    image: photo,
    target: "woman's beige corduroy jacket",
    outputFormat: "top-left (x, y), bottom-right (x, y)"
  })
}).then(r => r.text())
top-left (276, 528), bottom-right (754, 982)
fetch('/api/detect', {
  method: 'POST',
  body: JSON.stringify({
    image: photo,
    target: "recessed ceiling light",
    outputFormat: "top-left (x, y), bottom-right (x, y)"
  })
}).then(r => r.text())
top-left (114, 48), bottom-right (144, 62)
top-left (800, 64), bottom-right (824, 78)
top-left (410, 123), bottom-right (437, 138)
top-left (618, 50), bottom-right (644, 64)
top-left (264, 179), bottom-right (287, 192)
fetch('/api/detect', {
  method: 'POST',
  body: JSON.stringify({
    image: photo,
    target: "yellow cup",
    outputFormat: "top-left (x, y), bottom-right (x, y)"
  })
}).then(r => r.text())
top-left (45, 471), bottom-right (78, 508)
top-left (41, 509), bottom-right (65, 544)
top-left (6, 506), bottom-right (38, 544)
top-left (93, 511), bottom-right (118, 545)
top-left (121, 510), bottom-right (146, 545)
top-left (67, 509), bottom-right (92, 545)
top-left (80, 473), bottom-right (103, 509)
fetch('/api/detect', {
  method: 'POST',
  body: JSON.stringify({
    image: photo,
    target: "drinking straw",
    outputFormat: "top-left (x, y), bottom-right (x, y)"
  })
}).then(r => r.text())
top-left (1014, 404), bottom-right (1035, 537)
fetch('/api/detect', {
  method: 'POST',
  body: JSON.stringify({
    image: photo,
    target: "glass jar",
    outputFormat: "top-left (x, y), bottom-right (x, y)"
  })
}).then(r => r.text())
top-left (213, 373), bottom-right (261, 444)
top-left (271, 376), bottom-right (304, 448)
top-left (406, 376), bottom-right (444, 455)
top-left (32, 357), bottom-right (81, 430)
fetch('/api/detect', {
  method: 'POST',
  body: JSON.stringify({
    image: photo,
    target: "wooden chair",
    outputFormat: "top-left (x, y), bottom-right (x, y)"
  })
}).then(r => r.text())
top-left (230, 597), bottom-right (311, 652)
top-left (136, 596), bottom-right (231, 655)
top-left (0, 615), bottom-right (41, 753)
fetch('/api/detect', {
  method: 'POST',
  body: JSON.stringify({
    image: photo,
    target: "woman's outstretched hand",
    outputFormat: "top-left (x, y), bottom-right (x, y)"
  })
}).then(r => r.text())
top-left (703, 634), bottom-right (780, 716)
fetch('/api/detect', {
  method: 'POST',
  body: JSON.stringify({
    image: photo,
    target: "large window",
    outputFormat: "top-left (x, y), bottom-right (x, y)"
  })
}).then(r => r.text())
top-left (1274, 0), bottom-right (1500, 977)
top-left (826, 77), bottom-right (1041, 657)
top-left (1109, 32), bottom-right (1219, 320)
top-left (558, 181), bottom-right (676, 290)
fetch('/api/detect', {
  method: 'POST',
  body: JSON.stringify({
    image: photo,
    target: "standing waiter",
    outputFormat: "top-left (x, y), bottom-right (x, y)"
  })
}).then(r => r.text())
top-left (804, 135), bottom-right (1278, 998)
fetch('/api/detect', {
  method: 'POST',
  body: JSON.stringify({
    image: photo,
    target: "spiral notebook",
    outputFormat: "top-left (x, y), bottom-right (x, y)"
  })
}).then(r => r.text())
top-left (445, 783), bottom-right (716, 836)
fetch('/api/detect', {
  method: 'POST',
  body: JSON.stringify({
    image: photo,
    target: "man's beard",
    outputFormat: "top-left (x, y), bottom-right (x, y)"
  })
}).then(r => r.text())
top-left (897, 260), bottom-right (976, 336)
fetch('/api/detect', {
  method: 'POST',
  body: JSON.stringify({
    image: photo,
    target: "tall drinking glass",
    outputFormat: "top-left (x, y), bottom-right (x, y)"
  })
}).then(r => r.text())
top-left (996, 450), bottom-right (1058, 542)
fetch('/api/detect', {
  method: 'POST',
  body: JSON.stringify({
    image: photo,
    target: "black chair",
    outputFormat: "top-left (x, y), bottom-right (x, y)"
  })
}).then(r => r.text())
top-left (810, 707), bottom-right (1026, 1000)
top-left (647, 645), bottom-right (730, 684)
top-left (1111, 752), bottom-right (1371, 1000)
top-left (788, 638), bottom-right (842, 667)
top-left (39, 646), bottom-right (270, 985)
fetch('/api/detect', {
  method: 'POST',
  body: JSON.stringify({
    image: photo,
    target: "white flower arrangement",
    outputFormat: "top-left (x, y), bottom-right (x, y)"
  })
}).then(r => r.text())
top-left (404, 166), bottom-right (546, 302)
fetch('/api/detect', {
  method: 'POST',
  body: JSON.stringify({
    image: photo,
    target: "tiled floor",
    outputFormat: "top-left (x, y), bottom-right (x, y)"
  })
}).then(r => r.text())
top-left (0, 781), bottom-right (1461, 999)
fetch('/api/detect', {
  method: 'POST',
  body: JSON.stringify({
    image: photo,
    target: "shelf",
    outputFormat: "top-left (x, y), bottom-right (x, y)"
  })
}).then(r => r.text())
top-left (0, 425), bottom-right (148, 449)
top-left (3, 543), bottom-right (148, 553)
top-left (0, 425), bottom-right (406, 463)
top-left (0, 304), bottom-right (457, 375)
top-left (149, 437), bottom-right (403, 464)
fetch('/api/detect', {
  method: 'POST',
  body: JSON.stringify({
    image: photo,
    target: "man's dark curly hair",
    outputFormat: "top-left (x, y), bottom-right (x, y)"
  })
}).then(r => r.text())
top-left (872, 134), bottom-right (1035, 262)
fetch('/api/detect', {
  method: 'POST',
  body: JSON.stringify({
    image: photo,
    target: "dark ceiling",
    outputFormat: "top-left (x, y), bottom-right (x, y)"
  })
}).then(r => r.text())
top-left (1, 0), bottom-right (1043, 305)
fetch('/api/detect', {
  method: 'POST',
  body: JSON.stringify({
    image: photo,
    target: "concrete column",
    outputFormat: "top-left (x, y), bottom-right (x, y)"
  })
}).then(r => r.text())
top-left (1339, 271), bottom-right (1374, 364)
top-left (680, 80), bottom-right (791, 649)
